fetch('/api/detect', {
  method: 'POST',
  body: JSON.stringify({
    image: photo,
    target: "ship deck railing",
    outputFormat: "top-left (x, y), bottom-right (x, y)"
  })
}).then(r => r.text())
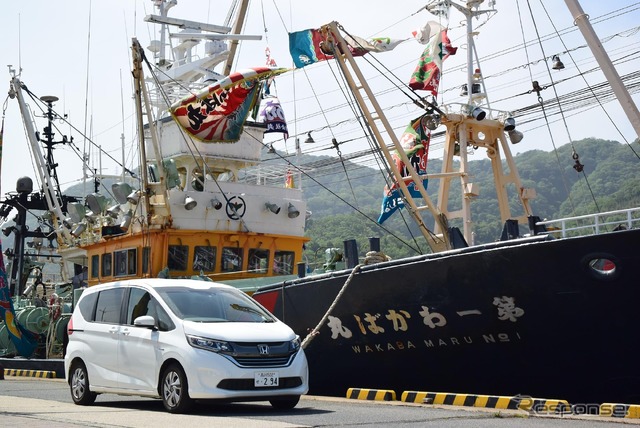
top-left (535, 207), bottom-right (640, 238)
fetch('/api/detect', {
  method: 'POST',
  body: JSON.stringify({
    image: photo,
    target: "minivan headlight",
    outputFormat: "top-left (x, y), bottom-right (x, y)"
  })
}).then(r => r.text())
top-left (289, 335), bottom-right (301, 352)
top-left (187, 335), bottom-right (234, 353)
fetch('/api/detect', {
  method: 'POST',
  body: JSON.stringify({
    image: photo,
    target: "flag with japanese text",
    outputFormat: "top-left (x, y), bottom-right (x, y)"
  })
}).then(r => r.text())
top-left (170, 67), bottom-right (288, 142)
top-left (378, 116), bottom-right (431, 224)
top-left (409, 29), bottom-right (457, 96)
top-left (259, 96), bottom-right (289, 139)
top-left (0, 242), bottom-right (38, 357)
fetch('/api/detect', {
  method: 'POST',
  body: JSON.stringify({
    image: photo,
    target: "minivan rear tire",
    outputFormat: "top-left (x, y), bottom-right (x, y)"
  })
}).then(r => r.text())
top-left (69, 360), bottom-right (97, 405)
top-left (161, 363), bottom-right (193, 413)
top-left (269, 396), bottom-right (300, 409)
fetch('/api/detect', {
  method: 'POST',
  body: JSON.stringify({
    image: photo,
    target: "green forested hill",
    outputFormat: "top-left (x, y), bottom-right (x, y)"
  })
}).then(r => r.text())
top-left (296, 138), bottom-right (640, 264)
top-left (4, 138), bottom-right (637, 272)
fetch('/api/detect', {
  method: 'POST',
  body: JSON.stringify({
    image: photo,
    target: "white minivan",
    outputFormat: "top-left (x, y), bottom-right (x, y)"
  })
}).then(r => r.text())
top-left (64, 278), bottom-right (308, 413)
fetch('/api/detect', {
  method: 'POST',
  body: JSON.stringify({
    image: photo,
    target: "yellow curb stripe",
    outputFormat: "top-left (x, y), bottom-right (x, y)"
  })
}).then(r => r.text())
top-left (346, 388), bottom-right (396, 401)
top-left (600, 403), bottom-right (640, 419)
top-left (3, 369), bottom-right (56, 378)
top-left (474, 395), bottom-right (489, 408)
top-left (401, 391), bottom-right (429, 403)
top-left (494, 396), bottom-right (514, 409)
top-left (401, 391), bottom-right (569, 413)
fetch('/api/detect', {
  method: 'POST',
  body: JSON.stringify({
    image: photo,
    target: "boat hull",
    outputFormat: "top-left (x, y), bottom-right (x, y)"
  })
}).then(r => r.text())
top-left (252, 229), bottom-right (640, 404)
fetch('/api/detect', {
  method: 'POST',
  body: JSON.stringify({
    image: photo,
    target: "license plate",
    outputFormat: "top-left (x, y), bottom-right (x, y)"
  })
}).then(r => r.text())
top-left (254, 371), bottom-right (279, 387)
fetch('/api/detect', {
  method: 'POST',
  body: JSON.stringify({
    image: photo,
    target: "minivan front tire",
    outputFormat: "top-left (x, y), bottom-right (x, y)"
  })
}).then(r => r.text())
top-left (269, 396), bottom-right (300, 410)
top-left (161, 363), bottom-right (193, 413)
top-left (69, 360), bottom-right (97, 405)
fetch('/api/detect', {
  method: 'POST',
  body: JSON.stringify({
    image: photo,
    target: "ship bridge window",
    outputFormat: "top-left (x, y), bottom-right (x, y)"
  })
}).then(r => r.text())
top-left (101, 253), bottom-right (112, 277)
top-left (142, 247), bottom-right (151, 274)
top-left (216, 171), bottom-right (234, 182)
top-left (222, 247), bottom-right (243, 272)
top-left (114, 249), bottom-right (137, 277)
top-left (248, 249), bottom-right (270, 274)
top-left (168, 245), bottom-right (189, 271)
top-left (176, 167), bottom-right (187, 190)
top-left (91, 255), bottom-right (99, 278)
top-left (193, 246), bottom-right (216, 272)
top-left (274, 251), bottom-right (295, 275)
top-left (191, 168), bottom-right (205, 191)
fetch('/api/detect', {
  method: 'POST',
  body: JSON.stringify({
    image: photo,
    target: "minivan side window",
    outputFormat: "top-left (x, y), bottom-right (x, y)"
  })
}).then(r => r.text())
top-left (126, 288), bottom-right (175, 332)
top-left (94, 289), bottom-right (125, 323)
top-left (78, 291), bottom-right (98, 321)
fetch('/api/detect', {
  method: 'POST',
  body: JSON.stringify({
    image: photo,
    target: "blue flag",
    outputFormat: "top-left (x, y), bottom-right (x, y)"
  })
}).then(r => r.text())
top-left (377, 178), bottom-right (429, 224)
top-left (0, 242), bottom-right (38, 357)
top-left (289, 28), bottom-right (372, 68)
top-left (377, 116), bottom-right (431, 224)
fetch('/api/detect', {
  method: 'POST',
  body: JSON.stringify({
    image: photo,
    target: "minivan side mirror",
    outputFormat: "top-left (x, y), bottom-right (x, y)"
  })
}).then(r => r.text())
top-left (134, 315), bottom-right (157, 330)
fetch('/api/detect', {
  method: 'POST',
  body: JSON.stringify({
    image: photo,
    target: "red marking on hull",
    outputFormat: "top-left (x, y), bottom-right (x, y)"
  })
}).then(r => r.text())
top-left (254, 290), bottom-right (279, 314)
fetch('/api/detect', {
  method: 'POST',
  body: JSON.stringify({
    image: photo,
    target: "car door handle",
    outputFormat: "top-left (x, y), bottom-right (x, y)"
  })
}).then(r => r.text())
top-left (121, 328), bottom-right (130, 336)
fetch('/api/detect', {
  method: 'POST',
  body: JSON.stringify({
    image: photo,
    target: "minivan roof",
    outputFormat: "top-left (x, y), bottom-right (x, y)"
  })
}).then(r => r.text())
top-left (82, 278), bottom-right (237, 293)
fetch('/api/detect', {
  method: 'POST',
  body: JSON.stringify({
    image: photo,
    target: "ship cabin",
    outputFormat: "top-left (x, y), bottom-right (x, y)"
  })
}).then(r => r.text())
top-left (61, 119), bottom-right (309, 289)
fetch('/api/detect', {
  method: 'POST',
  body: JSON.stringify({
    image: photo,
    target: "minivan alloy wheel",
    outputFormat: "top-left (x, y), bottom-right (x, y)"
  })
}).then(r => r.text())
top-left (70, 361), bottom-right (97, 405)
top-left (161, 363), bottom-right (193, 413)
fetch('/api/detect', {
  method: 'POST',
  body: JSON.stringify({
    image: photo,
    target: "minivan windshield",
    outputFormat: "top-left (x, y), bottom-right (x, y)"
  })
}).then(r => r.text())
top-left (157, 286), bottom-right (277, 323)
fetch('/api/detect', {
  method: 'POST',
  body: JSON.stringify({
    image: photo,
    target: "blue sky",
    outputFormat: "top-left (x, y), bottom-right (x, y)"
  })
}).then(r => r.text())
top-left (1, 0), bottom-right (638, 196)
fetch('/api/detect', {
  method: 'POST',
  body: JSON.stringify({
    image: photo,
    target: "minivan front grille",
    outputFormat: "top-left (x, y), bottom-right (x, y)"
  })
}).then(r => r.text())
top-left (224, 341), bottom-right (298, 368)
top-left (231, 355), bottom-right (293, 367)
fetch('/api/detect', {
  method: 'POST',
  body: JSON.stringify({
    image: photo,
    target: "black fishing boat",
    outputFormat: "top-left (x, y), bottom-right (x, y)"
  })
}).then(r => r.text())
top-left (251, 0), bottom-right (640, 405)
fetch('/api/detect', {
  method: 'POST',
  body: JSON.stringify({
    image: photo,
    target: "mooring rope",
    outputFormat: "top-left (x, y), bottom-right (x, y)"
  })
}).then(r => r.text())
top-left (299, 251), bottom-right (392, 349)
top-left (301, 264), bottom-right (362, 349)
top-left (363, 251), bottom-right (391, 265)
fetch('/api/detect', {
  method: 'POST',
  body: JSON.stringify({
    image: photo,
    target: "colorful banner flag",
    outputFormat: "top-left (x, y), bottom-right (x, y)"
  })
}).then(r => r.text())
top-left (289, 28), bottom-right (404, 68)
top-left (259, 96), bottom-right (289, 139)
top-left (0, 117), bottom-right (3, 196)
top-left (348, 35), bottom-right (406, 53)
top-left (289, 28), bottom-right (363, 68)
top-left (411, 21), bottom-right (444, 45)
top-left (170, 67), bottom-right (288, 142)
top-left (377, 177), bottom-right (429, 224)
top-left (377, 117), bottom-right (431, 224)
top-left (285, 169), bottom-right (294, 189)
top-left (0, 242), bottom-right (38, 357)
top-left (409, 29), bottom-right (457, 96)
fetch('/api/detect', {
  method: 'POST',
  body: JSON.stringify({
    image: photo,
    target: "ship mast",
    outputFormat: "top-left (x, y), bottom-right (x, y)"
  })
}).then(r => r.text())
top-left (9, 79), bottom-right (71, 236)
top-left (563, 0), bottom-right (640, 138)
top-left (429, 0), bottom-right (535, 247)
top-left (325, 1), bottom-right (535, 252)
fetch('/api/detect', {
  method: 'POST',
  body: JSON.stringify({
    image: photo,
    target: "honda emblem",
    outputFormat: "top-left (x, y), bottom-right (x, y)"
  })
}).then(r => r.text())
top-left (258, 344), bottom-right (270, 355)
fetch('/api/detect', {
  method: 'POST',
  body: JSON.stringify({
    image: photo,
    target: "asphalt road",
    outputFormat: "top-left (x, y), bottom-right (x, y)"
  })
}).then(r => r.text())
top-left (0, 377), bottom-right (637, 427)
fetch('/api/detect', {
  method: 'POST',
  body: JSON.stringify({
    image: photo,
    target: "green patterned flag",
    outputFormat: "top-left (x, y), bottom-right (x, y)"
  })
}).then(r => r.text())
top-left (409, 29), bottom-right (457, 96)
